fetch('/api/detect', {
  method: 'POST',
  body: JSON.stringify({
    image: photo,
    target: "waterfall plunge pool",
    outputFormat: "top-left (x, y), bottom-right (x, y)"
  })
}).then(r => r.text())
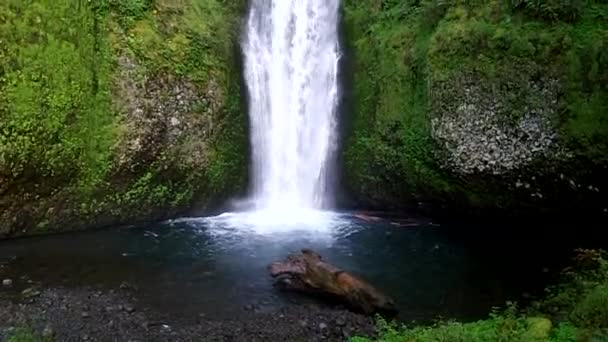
top-left (0, 211), bottom-right (595, 323)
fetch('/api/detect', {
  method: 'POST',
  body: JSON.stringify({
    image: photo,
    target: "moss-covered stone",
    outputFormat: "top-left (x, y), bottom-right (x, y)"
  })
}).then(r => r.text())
top-left (0, 0), bottom-right (247, 237)
top-left (343, 0), bottom-right (608, 213)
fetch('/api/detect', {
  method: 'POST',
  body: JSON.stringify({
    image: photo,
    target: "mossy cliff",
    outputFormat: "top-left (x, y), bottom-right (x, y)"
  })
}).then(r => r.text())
top-left (0, 0), bottom-right (247, 237)
top-left (342, 0), bottom-right (608, 214)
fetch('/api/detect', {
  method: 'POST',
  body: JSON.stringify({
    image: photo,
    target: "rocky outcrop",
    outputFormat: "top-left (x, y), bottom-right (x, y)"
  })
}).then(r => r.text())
top-left (431, 76), bottom-right (565, 175)
top-left (112, 55), bottom-right (221, 175)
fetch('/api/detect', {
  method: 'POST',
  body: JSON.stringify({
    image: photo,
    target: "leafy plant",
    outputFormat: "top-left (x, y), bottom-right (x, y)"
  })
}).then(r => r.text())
top-left (511, 0), bottom-right (584, 22)
top-left (352, 250), bottom-right (608, 342)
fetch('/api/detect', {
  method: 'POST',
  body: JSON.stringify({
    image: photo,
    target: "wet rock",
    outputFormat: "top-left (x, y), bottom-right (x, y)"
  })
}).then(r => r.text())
top-left (431, 77), bottom-right (564, 176)
top-left (21, 288), bottom-right (41, 298)
top-left (120, 282), bottom-right (138, 291)
top-left (2, 279), bottom-right (12, 286)
top-left (318, 322), bottom-right (330, 339)
top-left (42, 325), bottom-right (54, 338)
top-left (342, 327), bottom-right (354, 339)
top-left (334, 317), bottom-right (346, 327)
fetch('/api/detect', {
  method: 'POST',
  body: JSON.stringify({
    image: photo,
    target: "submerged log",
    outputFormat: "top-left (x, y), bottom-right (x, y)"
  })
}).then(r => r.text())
top-left (269, 249), bottom-right (397, 315)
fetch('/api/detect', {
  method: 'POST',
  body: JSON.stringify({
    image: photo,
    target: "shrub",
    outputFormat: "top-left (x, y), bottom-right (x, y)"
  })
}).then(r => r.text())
top-left (352, 250), bottom-right (608, 342)
top-left (511, 0), bottom-right (584, 22)
top-left (570, 284), bottom-right (608, 329)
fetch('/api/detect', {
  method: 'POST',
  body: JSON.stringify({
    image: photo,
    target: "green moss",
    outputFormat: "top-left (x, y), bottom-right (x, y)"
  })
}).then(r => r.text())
top-left (0, 0), bottom-right (247, 236)
top-left (343, 0), bottom-right (608, 210)
top-left (6, 328), bottom-right (53, 342)
top-left (344, 1), bottom-right (455, 207)
top-left (0, 0), bottom-right (116, 188)
top-left (205, 72), bottom-right (248, 199)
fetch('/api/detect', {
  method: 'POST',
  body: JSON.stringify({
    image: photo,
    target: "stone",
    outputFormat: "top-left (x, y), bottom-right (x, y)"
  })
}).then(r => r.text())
top-left (2, 279), bottom-right (12, 286)
top-left (42, 325), bottom-right (54, 338)
top-left (81, 311), bottom-right (90, 318)
top-left (124, 305), bottom-right (136, 313)
top-left (21, 288), bottom-right (41, 298)
top-left (335, 317), bottom-right (346, 327)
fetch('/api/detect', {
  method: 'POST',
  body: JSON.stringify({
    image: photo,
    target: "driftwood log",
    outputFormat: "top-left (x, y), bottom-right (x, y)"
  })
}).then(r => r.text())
top-left (269, 249), bottom-right (397, 315)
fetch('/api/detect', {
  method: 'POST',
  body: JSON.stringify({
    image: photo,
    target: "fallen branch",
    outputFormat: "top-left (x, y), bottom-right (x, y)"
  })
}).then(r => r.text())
top-left (269, 249), bottom-right (397, 315)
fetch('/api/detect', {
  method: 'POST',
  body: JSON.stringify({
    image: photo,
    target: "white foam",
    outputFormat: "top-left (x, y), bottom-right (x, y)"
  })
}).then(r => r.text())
top-left (174, 209), bottom-right (349, 237)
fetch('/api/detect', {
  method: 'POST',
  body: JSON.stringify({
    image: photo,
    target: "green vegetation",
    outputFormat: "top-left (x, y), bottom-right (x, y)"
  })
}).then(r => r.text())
top-left (6, 328), bottom-right (52, 342)
top-left (0, 0), bottom-right (115, 190)
top-left (343, 0), bottom-right (608, 209)
top-left (0, 0), bottom-right (247, 236)
top-left (352, 249), bottom-right (608, 342)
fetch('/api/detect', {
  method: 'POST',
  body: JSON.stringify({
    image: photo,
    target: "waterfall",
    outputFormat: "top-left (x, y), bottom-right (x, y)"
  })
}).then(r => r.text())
top-left (243, 0), bottom-right (341, 212)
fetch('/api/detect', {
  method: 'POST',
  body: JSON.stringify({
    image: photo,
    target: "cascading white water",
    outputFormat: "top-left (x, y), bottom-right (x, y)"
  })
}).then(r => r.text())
top-left (243, 0), bottom-right (341, 211)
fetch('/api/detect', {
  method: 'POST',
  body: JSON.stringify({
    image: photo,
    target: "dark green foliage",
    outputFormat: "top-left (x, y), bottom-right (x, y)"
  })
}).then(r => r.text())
top-left (511, 0), bottom-right (584, 22)
top-left (539, 249), bottom-right (608, 332)
top-left (111, 0), bottom-right (151, 26)
top-left (343, 0), bottom-right (455, 207)
top-left (563, 24), bottom-right (608, 163)
top-left (351, 311), bottom-right (554, 342)
top-left (570, 285), bottom-right (608, 330)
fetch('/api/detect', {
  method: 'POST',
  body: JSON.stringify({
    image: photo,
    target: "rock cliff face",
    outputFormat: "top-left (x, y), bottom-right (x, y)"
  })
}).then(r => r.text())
top-left (0, 0), bottom-right (247, 237)
top-left (342, 1), bottom-right (608, 214)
